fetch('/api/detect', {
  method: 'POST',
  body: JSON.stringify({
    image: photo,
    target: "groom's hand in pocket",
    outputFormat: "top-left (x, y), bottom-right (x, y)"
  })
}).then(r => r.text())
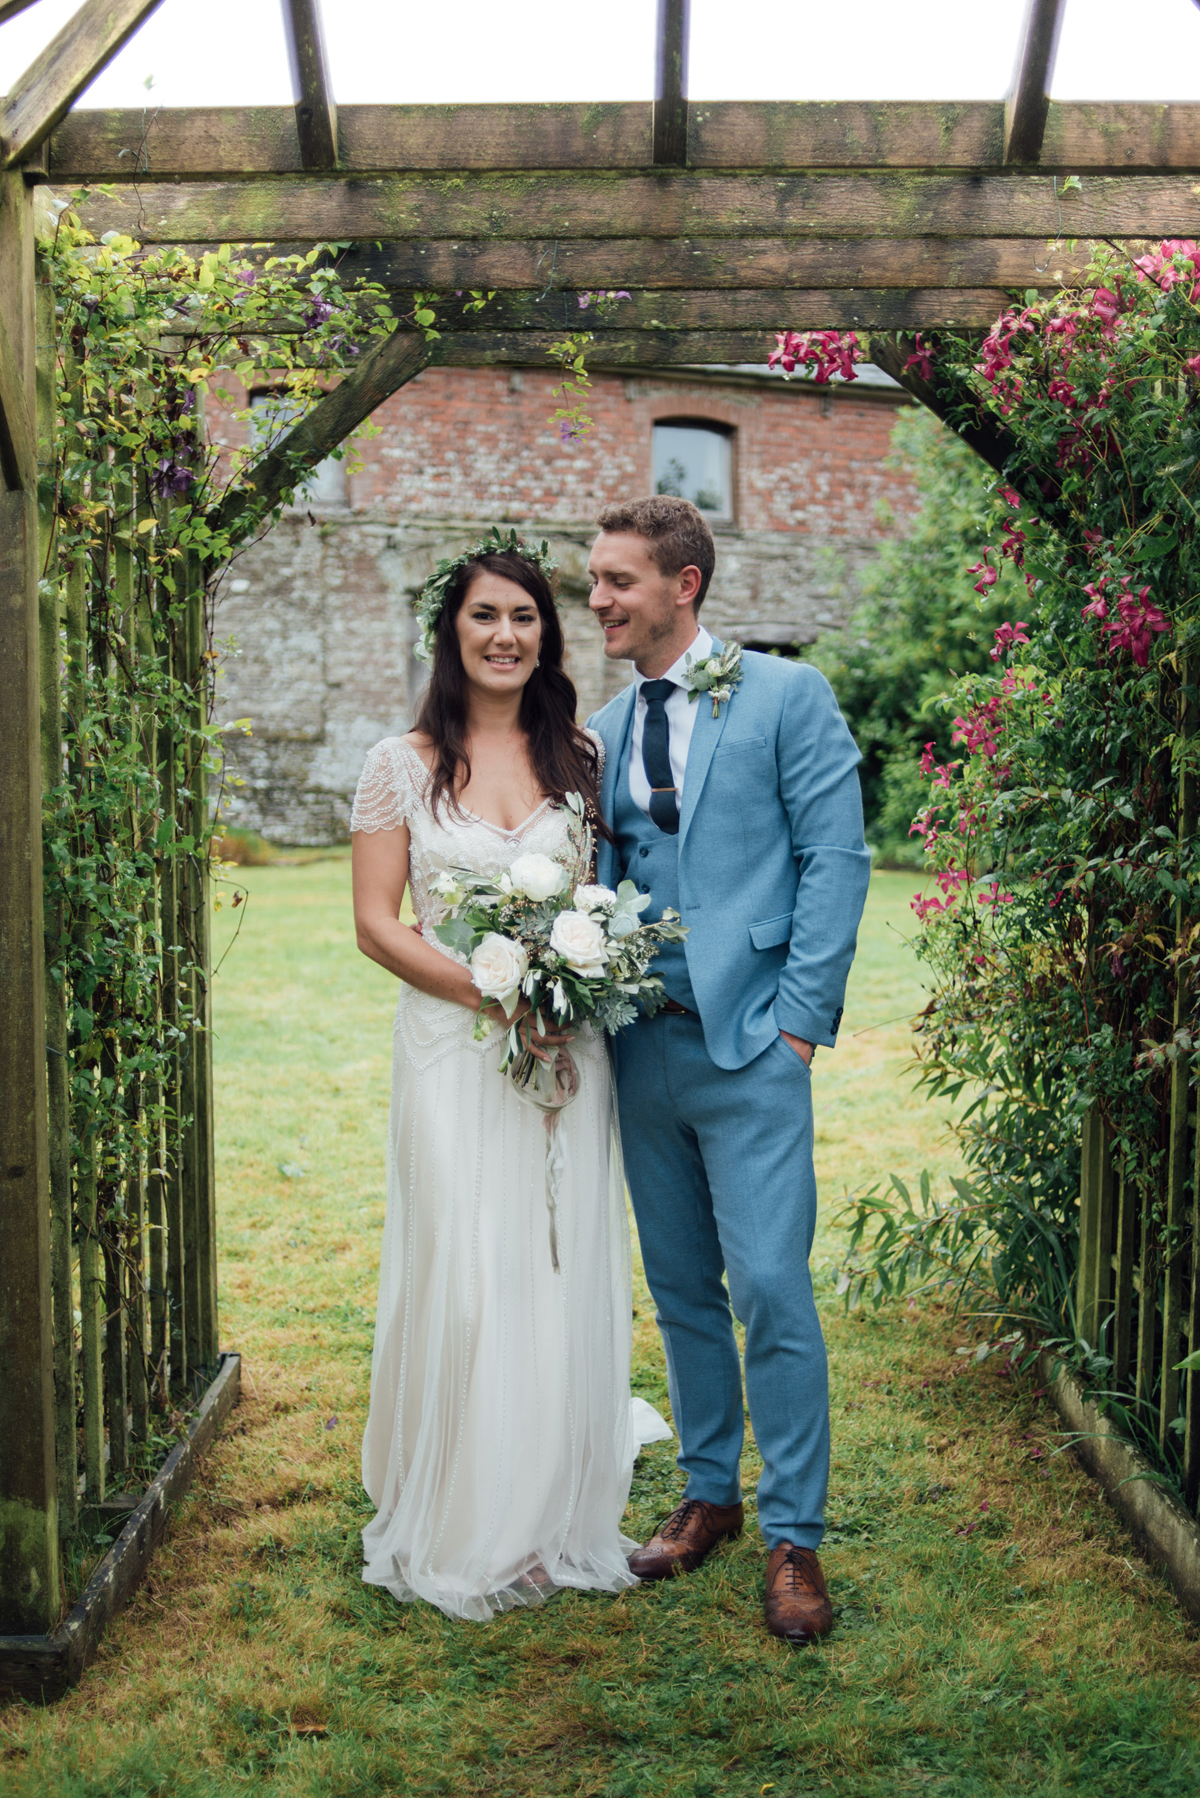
top-left (780, 1029), bottom-right (814, 1066)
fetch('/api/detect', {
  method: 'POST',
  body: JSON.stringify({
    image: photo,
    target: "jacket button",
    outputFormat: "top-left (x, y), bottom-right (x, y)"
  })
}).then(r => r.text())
top-left (638, 845), bottom-right (650, 858)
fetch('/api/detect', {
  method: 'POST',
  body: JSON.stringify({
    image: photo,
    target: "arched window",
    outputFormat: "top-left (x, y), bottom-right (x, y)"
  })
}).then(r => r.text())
top-left (653, 420), bottom-right (733, 522)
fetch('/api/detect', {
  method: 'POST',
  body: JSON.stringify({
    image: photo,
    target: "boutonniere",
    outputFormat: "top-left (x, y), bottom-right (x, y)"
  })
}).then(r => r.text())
top-left (683, 642), bottom-right (744, 718)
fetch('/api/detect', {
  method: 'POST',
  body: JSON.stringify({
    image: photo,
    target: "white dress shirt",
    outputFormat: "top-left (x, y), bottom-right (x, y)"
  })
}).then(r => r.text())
top-left (628, 625), bottom-right (713, 819)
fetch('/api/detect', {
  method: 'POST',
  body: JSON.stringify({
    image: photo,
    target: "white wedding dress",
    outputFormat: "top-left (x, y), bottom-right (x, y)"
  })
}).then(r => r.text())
top-left (351, 736), bottom-right (669, 1622)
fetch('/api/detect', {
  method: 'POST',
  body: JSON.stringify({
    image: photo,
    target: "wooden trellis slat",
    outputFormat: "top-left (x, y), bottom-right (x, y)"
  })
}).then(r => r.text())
top-left (180, 551), bottom-right (217, 1377)
top-left (1113, 1171), bottom-right (1138, 1394)
top-left (1078, 1108), bottom-right (1115, 1350)
top-left (1005, 0), bottom-right (1067, 165)
top-left (44, 100), bottom-right (1200, 178)
top-left (75, 171), bottom-right (1200, 248)
top-left (282, 0), bottom-right (338, 173)
top-left (653, 0), bottom-right (689, 169)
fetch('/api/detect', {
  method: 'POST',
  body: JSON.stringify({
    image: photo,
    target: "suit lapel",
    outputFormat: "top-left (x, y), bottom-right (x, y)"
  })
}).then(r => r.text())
top-left (678, 636), bottom-right (728, 847)
top-left (596, 683), bottom-right (636, 891)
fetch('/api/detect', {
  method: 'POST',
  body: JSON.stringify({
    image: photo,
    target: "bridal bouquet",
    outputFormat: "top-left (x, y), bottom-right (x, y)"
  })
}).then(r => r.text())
top-left (429, 793), bottom-right (687, 1107)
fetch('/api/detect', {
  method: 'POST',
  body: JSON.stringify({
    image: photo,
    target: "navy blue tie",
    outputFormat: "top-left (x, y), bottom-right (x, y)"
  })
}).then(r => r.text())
top-left (641, 679), bottom-right (679, 835)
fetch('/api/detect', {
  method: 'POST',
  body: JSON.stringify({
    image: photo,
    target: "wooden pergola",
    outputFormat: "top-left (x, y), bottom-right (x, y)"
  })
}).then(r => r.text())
top-left (3, 0), bottom-right (1200, 1672)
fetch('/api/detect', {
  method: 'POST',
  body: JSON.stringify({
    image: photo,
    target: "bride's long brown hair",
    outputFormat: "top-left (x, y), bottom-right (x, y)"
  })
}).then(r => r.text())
top-left (413, 548), bottom-right (607, 832)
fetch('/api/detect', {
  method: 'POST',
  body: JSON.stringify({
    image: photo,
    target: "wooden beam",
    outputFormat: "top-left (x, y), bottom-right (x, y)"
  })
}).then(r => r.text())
top-left (75, 170), bottom-right (1200, 245)
top-left (653, 0), bottom-right (689, 168)
top-left (262, 235), bottom-right (1097, 293)
top-left (1005, 0), bottom-right (1067, 164)
top-left (427, 314), bottom-right (997, 366)
top-left (0, 0), bottom-right (43, 23)
top-left (280, 0), bottom-right (337, 172)
top-left (214, 328), bottom-right (430, 541)
top-left (391, 286), bottom-right (1010, 333)
top-left (869, 331), bottom-right (1023, 488)
top-left (46, 100), bottom-right (1200, 179)
top-left (0, 0), bottom-right (166, 169)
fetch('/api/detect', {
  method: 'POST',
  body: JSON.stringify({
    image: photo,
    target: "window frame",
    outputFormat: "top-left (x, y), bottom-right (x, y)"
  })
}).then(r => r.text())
top-left (651, 416), bottom-right (736, 525)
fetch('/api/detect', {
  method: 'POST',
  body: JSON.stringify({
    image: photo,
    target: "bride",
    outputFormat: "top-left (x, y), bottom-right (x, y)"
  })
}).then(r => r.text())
top-left (350, 531), bottom-right (667, 1621)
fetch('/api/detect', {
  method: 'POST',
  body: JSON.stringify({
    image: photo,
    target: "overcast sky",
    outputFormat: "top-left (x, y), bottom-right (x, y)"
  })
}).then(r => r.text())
top-left (2, 0), bottom-right (1200, 108)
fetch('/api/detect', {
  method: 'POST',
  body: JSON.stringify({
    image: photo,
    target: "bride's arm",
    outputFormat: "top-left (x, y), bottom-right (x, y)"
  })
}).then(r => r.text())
top-left (351, 825), bottom-right (481, 1009)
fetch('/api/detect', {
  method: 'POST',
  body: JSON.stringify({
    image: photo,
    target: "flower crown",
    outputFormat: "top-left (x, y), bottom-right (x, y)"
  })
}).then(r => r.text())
top-left (413, 526), bottom-right (558, 662)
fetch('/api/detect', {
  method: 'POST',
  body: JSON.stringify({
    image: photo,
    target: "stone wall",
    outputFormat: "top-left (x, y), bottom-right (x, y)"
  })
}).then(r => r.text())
top-left (213, 363), bottom-right (914, 844)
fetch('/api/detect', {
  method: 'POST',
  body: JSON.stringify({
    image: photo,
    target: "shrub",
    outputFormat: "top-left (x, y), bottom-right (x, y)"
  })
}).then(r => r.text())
top-left (812, 407), bottom-right (1023, 862)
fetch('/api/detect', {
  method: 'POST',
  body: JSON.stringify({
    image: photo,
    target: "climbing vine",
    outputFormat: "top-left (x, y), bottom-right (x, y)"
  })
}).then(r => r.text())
top-left (41, 195), bottom-right (403, 1422)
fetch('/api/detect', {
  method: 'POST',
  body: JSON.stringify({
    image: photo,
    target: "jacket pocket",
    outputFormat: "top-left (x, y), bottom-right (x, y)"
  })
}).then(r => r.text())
top-left (749, 912), bottom-right (793, 951)
top-left (715, 735), bottom-right (768, 755)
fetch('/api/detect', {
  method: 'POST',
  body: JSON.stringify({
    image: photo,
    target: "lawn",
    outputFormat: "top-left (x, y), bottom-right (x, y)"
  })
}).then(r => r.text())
top-left (2, 865), bottom-right (1199, 1797)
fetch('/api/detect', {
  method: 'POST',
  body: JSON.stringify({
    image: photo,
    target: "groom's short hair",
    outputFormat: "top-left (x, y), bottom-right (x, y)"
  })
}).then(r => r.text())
top-left (597, 496), bottom-right (716, 609)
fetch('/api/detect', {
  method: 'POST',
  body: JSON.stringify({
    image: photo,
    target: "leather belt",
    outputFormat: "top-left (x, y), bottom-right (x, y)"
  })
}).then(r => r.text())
top-left (659, 999), bottom-right (692, 1015)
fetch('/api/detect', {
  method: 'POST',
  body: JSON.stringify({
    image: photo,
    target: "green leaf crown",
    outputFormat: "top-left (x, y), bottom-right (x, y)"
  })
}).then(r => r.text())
top-left (413, 526), bottom-right (558, 662)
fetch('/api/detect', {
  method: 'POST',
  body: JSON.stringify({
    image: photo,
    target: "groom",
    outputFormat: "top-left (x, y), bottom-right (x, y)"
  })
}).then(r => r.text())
top-left (586, 495), bottom-right (870, 1643)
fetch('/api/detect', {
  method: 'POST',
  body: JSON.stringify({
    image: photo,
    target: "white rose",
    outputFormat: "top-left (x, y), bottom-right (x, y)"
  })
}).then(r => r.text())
top-left (508, 852), bottom-right (567, 902)
top-left (574, 883), bottom-right (617, 913)
top-left (549, 910), bottom-right (609, 978)
top-left (429, 867), bottom-right (464, 905)
top-left (469, 932), bottom-right (529, 1016)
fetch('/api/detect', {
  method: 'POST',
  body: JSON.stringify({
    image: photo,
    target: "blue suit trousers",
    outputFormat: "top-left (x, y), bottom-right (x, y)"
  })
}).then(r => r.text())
top-left (615, 1012), bottom-right (829, 1548)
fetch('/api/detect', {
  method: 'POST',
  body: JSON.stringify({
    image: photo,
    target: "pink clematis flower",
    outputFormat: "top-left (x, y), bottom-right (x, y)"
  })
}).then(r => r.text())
top-left (904, 334), bottom-right (936, 381)
top-left (990, 620), bottom-right (1031, 662)
top-left (968, 553), bottom-right (999, 595)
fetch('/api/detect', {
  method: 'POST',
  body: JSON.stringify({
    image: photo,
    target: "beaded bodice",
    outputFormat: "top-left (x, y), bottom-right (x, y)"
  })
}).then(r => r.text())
top-left (350, 736), bottom-right (584, 965)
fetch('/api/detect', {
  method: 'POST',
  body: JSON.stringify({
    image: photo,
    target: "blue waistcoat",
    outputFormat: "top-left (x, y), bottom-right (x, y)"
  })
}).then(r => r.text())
top-left (590, 648), bottom-right (869, 1070)
top-left (611, 750), bottom-right (699, 1012)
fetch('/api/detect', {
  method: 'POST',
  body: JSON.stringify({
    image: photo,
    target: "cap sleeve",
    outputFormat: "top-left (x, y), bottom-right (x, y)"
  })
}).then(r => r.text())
top-left (350, 738), bottom-right (414, 834)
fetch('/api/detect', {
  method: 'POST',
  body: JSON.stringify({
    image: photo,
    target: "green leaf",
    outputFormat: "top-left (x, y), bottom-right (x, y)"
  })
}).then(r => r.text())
top-left (1131, 530), bottom-right (1177, 560)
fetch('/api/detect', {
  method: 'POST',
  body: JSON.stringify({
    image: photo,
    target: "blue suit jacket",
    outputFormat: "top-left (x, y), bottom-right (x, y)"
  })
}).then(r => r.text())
top-left (588, 649), bottom-right (870, 1072)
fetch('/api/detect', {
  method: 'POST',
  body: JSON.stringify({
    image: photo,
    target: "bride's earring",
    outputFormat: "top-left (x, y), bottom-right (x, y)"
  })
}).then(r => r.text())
top-left (535, 656), bottom-right (542, 667)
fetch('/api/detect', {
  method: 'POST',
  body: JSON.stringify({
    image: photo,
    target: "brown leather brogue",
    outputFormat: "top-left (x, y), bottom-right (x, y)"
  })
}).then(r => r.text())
top-left (627, 1498), bottom-right (744, 1581)
top-left (763, 1543), bottom-right (833, 1643)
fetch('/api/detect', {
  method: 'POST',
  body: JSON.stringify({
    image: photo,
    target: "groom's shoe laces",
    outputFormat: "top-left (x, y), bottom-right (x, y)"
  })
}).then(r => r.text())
top-left (776, 1545), bottom-right (820, 1591)
top-left (659, 1498), bottom-right (706, 1540)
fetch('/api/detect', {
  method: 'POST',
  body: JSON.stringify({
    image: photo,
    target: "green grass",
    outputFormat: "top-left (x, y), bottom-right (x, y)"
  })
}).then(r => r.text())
top-left (3, 866), bottom-right (1199, 1797)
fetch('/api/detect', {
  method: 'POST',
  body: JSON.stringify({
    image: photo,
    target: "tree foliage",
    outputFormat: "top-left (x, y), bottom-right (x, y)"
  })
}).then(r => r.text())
top-left (811, 407), bottom-right (1023, 862)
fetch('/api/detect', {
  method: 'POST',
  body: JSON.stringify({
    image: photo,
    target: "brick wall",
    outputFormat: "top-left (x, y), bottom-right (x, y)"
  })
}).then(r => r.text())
top-left (213, 363), bottom-right (915, 843)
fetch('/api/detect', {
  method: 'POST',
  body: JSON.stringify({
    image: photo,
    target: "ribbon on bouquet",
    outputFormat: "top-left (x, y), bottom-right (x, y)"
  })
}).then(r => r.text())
top-left (544, 1113), bottom-right (565, 1273)
top-left (506, 1043), bottom-right (580, 1272)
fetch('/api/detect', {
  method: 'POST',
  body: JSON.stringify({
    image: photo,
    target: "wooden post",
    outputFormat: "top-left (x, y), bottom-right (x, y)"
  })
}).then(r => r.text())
top-left (1077, 1106), bottom-right (1114, 1350)
top-left (36, 244), bottom-right (77, 1537)
top-left (180, 554), bottom-right (217, 1376)
top-left (1163, 654), bottom-right (1198, 1450)
top-left (0, 166), bottom-right (60, 1630)
top-left (1161, 1041), bottom-right (1190, 1449)
top-left (64, 554), bottom-right (104, 1502)
top-left (160, 605), bottom-right (186, 1394)
top-left (1186, 1122), bottom-right (1200, 1512)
